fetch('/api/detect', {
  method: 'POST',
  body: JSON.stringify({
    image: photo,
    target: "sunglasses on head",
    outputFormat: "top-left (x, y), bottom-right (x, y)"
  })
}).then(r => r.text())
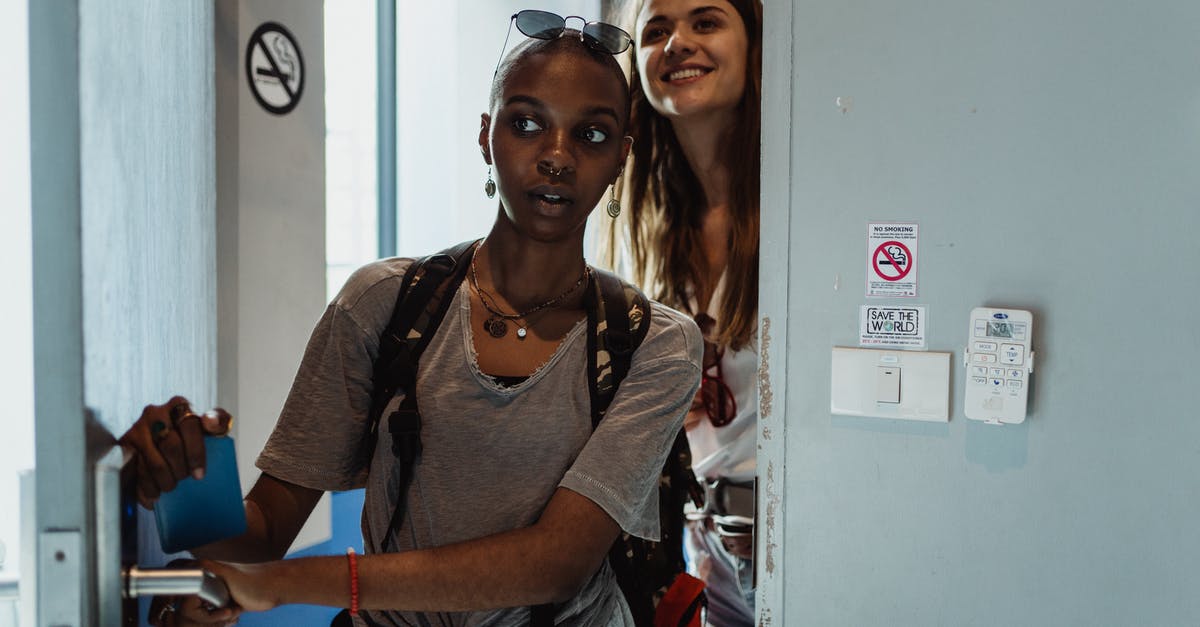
top-left (494, 10), bottom-right (633, 78)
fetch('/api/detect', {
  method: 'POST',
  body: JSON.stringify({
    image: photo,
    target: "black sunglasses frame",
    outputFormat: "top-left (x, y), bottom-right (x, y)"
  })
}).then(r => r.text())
top-left (493, 9), bottom-right (633, 79)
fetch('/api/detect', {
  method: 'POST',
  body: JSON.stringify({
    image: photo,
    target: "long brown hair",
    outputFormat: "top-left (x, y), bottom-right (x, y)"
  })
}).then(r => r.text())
top-left (602, 0), bottom-right (762, 350)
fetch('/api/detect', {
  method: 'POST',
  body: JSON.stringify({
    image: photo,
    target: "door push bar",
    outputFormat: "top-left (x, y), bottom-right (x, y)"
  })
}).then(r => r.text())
top-left (122, 566), bottom-right (231, 608)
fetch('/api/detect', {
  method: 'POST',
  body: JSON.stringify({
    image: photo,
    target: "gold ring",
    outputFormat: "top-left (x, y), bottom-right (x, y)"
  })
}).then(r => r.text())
top-left (169, 403), bottom-right (190, 421)
top-left (168, 403), bottom-right (200, 427)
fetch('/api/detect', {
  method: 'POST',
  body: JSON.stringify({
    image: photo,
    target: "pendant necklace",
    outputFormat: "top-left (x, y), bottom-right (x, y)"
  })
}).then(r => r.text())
top-left (469, 243), bottom-right (590, 340)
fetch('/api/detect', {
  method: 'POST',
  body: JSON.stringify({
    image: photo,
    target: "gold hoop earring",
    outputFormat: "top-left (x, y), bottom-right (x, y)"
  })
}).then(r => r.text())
top-left (484, 167), bottom-right (496, 199)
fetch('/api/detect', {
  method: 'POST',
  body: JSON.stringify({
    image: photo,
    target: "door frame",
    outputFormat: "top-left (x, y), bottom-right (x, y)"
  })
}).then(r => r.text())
top-left (755, 0), bottom-right (794, 624)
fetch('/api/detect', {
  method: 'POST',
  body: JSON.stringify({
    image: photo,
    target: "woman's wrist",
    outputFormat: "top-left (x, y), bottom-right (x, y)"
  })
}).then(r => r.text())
top-left (207, 560), bottom-right (284, 612)
top-left (261, 556), bottom-right (348, 609)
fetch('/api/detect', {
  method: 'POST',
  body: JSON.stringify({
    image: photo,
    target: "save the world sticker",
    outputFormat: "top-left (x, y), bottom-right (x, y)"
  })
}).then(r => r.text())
top-left (860, 305), bottom-right (927, 348)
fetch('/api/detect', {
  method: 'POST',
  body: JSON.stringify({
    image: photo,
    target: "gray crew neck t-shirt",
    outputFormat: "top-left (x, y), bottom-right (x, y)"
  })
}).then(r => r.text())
top-left (257, 257), bottom-right (702, 627)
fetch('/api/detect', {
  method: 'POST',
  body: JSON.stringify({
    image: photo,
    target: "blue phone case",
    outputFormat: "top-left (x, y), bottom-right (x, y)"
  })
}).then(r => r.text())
top-left (154, 434), bottom-right (248, 553)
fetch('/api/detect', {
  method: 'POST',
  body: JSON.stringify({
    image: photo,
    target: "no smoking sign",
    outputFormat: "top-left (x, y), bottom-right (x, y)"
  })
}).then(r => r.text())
top-left (866, 222), bottom-right (919, 297)
top-left (245, 22), bottom-right (305, 115)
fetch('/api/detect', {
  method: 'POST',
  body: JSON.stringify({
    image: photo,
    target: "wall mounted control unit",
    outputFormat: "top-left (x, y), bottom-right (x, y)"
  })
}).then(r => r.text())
top-left (963, 307), bottom-right (1034, 425)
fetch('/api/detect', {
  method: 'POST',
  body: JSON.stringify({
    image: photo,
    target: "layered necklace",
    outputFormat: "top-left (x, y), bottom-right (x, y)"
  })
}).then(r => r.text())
top-left (469, 244), bottom-right (590, 340)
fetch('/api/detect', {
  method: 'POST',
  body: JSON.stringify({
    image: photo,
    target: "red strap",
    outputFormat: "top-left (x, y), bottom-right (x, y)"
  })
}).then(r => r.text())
top-left (654, 573), bottom-right (707, 627)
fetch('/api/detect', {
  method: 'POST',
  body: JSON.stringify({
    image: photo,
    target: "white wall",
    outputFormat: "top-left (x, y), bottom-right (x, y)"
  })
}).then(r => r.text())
top-left (761, 0), bottom-right (1200, 625)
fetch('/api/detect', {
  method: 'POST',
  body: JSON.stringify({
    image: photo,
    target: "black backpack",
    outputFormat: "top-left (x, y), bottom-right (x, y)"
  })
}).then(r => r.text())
top-left (343, 241), bottom-right (703, 627)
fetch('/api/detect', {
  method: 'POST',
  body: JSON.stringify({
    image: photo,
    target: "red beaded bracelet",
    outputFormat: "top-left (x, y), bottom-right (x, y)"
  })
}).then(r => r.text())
top-left (347, 548), bottom-right (359, 615)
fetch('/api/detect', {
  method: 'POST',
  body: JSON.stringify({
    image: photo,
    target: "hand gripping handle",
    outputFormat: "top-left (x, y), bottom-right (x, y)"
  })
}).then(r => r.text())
top-left (123, 566), bottom-right (231, 607)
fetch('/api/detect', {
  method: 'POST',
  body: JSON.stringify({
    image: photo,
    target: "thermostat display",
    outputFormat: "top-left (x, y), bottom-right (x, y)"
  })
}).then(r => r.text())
top-left (986, 321), bottom-right (1013, 338)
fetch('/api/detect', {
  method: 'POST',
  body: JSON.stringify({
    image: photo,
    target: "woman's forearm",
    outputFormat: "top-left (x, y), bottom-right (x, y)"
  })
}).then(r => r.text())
top-left (266, 526), bottom-right (577, 611)
top-left (244, 487), bottom-right (619, 613)
top-left (193, 473), bottom-right (324, 562)
top-left (191, 498), bottom-right (283, 562)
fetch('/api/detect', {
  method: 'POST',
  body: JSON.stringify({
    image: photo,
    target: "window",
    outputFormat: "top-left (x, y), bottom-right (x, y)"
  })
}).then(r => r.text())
top-left (0, 0), bottom-right (34, 622)
top-left (325, 0), bottom-right (378, 300)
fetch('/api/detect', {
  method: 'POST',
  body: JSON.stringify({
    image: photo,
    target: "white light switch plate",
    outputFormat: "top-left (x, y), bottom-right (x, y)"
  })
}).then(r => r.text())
top-left (831, 347), bottom-right (950, 421)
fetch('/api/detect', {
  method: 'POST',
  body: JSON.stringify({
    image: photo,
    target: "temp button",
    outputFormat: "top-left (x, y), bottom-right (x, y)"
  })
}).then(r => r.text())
top-left (1001, 344), bottom-right (1024, 365)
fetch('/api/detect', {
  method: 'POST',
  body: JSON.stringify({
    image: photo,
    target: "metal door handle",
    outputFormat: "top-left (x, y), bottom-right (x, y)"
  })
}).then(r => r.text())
top-left (122, 566), bottom-right (231, 607)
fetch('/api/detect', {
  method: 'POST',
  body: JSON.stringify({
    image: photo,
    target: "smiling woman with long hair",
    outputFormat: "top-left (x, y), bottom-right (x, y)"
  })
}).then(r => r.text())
top-left (604, 0), bottom-right (762, 624)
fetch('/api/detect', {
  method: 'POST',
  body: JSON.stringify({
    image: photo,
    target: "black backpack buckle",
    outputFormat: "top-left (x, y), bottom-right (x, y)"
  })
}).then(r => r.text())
top-left (388, 408), bottom-right (422, 463)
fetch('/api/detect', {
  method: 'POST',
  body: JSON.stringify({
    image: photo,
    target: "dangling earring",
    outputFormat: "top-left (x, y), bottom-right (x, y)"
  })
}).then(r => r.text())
top-left (606, 169), bottom-right (623, 218)
top-left (484, 167), bottom-right (496, 199)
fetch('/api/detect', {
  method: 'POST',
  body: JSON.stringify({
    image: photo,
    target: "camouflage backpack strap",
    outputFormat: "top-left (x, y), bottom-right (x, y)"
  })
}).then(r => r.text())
top-left (584, 266), bottom-right (651, 428)
top-left (529, 269), bottom-right (654, 627)
top-left (367, 239), bottom-right (478, 443)
top-left (583, 269), bottom-right (707, 626)
top-left (609, 426), bottom-right (704, 627)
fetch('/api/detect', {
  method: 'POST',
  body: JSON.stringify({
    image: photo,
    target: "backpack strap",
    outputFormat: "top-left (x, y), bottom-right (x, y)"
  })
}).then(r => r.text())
top-left (584, 270), bottom-right (707, 627)
top-left (369, 254), bottom-right (661, 627)
top-left (368, 239), bottom-right (477, 553)
top-left (585, 267), bottom-right (652, 428)
top-left (530, 268), bottom-right (652, 627)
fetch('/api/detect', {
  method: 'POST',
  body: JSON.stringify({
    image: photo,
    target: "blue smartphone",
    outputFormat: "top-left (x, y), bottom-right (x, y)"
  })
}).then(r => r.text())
top-left (154, 434), bottom-right (248, 553)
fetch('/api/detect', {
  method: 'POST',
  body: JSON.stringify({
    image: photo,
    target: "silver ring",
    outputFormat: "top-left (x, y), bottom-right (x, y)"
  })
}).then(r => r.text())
top-left (156, 600), bottom-right (178, 622)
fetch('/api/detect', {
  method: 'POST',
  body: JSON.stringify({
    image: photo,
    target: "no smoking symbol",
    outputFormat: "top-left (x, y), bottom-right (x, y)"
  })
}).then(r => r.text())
top-left (245, 22), bottom-right (305, 115)
top-left (872, 241), bottom-right (912, 282)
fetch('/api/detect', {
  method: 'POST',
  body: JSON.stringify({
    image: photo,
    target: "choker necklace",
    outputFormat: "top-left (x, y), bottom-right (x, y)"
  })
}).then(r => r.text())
top-left (469, 243), bottom-right (590, 340)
